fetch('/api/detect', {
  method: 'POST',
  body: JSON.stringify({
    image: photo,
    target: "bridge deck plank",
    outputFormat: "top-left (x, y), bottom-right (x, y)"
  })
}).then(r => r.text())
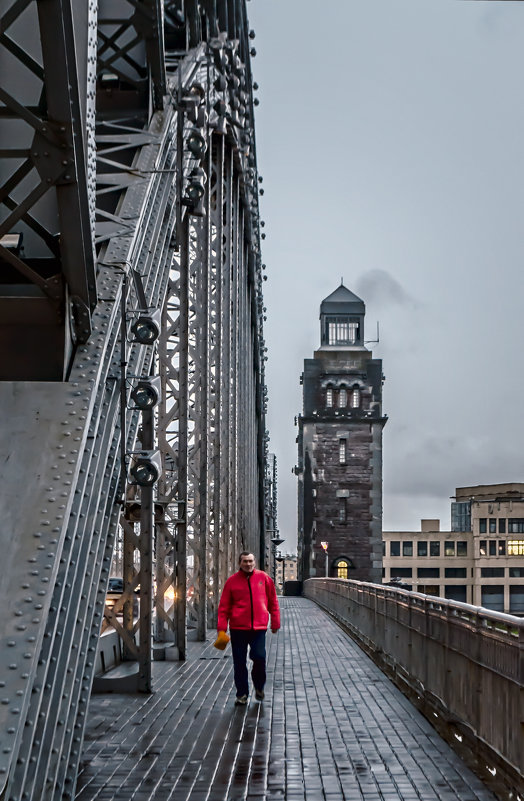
top-left (76, 597), bottom-right (498, 801)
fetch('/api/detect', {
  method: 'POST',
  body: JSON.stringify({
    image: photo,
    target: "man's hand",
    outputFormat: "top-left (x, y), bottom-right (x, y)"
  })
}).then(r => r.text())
top-left (271, 628), bottom-right (279, 634)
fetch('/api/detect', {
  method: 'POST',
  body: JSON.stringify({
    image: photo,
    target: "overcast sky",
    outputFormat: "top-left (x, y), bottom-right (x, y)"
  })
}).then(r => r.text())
top-left (247, 0), bottom-right (524, 552)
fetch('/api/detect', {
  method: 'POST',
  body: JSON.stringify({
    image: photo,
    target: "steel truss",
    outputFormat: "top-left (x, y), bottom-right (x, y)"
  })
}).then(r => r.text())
top-left (0, 1), bottom-right (269, 799)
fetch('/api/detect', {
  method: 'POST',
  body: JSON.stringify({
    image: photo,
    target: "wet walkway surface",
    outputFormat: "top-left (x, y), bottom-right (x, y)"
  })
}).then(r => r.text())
top-left (76, 597), bottom-right (498, 801)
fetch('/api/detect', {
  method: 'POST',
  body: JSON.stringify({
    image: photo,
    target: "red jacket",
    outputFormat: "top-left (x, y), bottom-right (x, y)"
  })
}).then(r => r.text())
top-left (217, 569), bottom-right (280, 632)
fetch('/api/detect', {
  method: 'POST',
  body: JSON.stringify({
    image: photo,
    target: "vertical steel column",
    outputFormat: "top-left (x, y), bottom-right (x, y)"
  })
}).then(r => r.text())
top-left (137, 408), bottom-right (154, 691)
top-left (208, 135), bottom-right (224, 625)
top-left (176, 218), bottom-right (189, 659)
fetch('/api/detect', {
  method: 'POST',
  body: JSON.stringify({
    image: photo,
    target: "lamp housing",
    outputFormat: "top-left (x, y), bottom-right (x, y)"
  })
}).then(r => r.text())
top-left (187, 128), bottom-right (207, 158)
top-left (130, 308), bottom-right (161, 344)
top-left (128, 449), bottom-right (162, 487)
top-left (130, 375), bottom-right (161, 409)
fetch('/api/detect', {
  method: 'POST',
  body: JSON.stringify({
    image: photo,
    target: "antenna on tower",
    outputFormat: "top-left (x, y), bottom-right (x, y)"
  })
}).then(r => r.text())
top-left (365, 321), bottom-right (380, 345)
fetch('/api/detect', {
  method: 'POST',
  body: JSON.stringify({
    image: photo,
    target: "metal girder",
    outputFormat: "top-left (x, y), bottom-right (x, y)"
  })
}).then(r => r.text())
top-left (0, 0), bottom-right (97, 376)
top-left (97, 0), bottom-right (166, 114)
top-left (0, 1), bottom-right (270, 798)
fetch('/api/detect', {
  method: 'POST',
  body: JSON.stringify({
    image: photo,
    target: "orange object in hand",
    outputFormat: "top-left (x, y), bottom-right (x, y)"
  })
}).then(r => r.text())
top-left (213, 630), bottom-right (230, 650)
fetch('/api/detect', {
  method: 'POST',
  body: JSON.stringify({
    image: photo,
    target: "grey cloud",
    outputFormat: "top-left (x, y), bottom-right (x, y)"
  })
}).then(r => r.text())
top-left (356, 270), bottom-right (419, 310)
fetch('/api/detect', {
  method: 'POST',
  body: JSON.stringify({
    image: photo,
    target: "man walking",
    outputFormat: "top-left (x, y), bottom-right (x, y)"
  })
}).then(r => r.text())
top-left (217, 551), bottom-right (280, 705)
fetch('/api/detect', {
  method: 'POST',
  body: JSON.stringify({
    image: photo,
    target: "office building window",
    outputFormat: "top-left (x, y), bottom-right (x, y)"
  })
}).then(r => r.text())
top-left (417, 567), bottom-right (440, 578)
top-left (481, 567), bottom-right (505, 578)
top-left (338, 388), bottom-right (347, 407)
top-left (445, 585), bottom-right (467, 603)
top-left (444, 541), bottom-right (455, 557)
top-left (339, 439), bottom-right (346, 464)
top-left (390, 567), bottom-right (412, 578)
top-left (326, 388), bottom-right (333, 407)
top-left (498, 540), bottom-right (506, 556)
top-left (402, 541), bottom-right (413, 557)
top-left (417, 541), bottom-right (428, 557)
top-left (489, 540), bottom-right (497, 556)
top-left (510, 586), bottom-right (524, 615)
top-left (451, 501), bottom-right (471, 532)
top-left (390, 541), bottom-right (400, 556)
top-left (499, 518), bottom-right (506, 534)
top-left (430, 542), bottom-right (440, 557)
top-left (489, 519), bottom-right (496, 534)
top-left (339, 500), bottom-right (346, 523)
top-left (508, 540), bottom-right (524, 556)
top-left (457, 541), bottom-right (468, 557)
top-left (479, 540), bottom-right (487, 556)
top-left (445, 567), bottom-right (467, 578)
top-left (508, 519), bottom-right (524, 534)
top-left (481, 586), bottom-right (504, 612)
top-left (479, 519), bottom-right (487, 534)
top-left (509, 567), bottom-right (524, 577)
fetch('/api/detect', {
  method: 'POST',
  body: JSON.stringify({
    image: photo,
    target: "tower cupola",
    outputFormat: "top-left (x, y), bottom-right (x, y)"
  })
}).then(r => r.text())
top-left (319, 283), bottom-right (366, 347)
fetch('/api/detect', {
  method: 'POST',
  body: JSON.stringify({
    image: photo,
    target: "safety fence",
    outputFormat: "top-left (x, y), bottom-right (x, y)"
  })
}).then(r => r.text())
top-left (304, 578), bottom-right (524, 801)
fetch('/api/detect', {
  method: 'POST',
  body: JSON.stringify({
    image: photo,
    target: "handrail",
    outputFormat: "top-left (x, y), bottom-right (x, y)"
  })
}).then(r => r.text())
top-left (304, 578), bottom-right (523, 801)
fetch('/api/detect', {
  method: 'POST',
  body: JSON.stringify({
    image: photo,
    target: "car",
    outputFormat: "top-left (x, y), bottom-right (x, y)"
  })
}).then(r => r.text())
top-left (105, 576), bottom-right (138, 617)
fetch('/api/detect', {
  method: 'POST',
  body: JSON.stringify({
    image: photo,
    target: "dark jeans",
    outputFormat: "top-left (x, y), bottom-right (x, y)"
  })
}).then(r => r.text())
top-left (230, 629), bottom-right (266, 697)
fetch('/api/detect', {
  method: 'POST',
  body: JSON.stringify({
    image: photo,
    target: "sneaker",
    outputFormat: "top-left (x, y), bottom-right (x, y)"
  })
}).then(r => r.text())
top-left (255, 689), bottom-right (265, 701)
top-left (235, 695), bottom-right (248, 706)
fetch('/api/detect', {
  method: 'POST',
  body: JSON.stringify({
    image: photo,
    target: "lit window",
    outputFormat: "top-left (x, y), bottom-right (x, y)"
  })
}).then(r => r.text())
top-left (350, 388), bottom-right (360, 408)
top-left (479, 540), bottom-right (487, 556)
top-left (444, 542), bottom-right (455, 557)
top-left (326, 388), bottom-right (333, 407)
top-left (498, 540), bottom-right (506, 556)
top-left (327, 319), bottom-right (359, 345)
top-left (336, 560), bottom-right (349, 579)
top-left (339, 439), bottom-right (346, 464)
top-left (338, 388), bottom-right (347, 407)
top-left (508, 540), bottom-right (524, 556)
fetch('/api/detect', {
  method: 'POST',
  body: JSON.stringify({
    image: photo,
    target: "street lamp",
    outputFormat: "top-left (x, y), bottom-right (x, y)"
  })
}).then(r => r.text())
top-left (270, 534), bottom-right (284, 582)
top-left (320, 541), bottom-right (329, 577)
top-left (275, 552), bottom-right (285, 593)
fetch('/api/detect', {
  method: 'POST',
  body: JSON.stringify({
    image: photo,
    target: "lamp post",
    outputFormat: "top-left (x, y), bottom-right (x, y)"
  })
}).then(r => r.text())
top-left (275, 552), bottom-right (285, 593)
top-left (270, 534), bottom-right (284, 582)
top-left (320, 541), bottom-right (329, 577)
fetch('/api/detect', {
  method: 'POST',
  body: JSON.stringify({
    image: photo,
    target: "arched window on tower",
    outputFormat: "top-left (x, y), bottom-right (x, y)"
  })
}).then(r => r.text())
top-left (338, 388), bottom-right (347, 407)
top-left (336, 559), bottom-right (349, 579)
top-left (350, 387), bottom-right (360, 408)
top-left (326, 388), bottom-right (333, 407)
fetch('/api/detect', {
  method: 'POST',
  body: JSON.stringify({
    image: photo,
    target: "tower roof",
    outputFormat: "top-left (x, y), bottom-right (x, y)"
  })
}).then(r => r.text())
top-left (320, 284), bottom-right (365, 316)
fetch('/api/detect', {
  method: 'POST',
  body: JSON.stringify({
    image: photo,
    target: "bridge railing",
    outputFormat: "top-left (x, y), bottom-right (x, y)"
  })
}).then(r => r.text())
top-left (304, 578), bottom-right (523, 800)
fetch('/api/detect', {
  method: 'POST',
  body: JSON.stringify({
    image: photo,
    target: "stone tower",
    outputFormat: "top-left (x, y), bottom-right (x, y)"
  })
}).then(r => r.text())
top-left (296, 284), bottom-right (387, 583)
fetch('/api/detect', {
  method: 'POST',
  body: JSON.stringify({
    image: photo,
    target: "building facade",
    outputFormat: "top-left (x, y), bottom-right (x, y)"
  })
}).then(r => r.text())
top-left (275, 554), bottom-right (298, 594)
top-left (382, 484), bottom-right (524, 615)
top-left (296, 284), bottom-right (387, 583)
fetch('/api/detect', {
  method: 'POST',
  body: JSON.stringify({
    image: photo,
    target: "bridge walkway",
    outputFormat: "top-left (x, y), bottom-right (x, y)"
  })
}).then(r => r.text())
top-left (76, 598), bottom-right (498, 801)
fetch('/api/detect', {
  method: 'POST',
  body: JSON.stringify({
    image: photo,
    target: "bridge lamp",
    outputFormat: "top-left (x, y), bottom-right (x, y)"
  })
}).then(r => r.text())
top-left (183, 167), bottom-right (206, 216)
top-left (129, 450), bottom-right (162, 487)
top-left (130, 308), bottom-right (161, 344)
top-left (130, 376), bottom-right (161, 410)
top-left (187, 128), bottom-right (206, 158)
